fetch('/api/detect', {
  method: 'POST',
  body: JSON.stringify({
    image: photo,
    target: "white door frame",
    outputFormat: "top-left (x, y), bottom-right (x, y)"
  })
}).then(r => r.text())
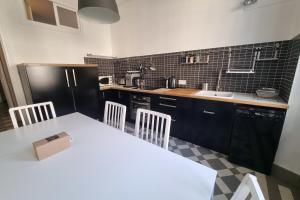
top-left (0, 33), bottom-right (17, 108)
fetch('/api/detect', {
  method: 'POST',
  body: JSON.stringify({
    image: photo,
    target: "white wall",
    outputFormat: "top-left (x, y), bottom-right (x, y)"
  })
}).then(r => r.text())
top-left (274, 0), bottom-right (300, 175)
top-left (0, 0), bottom-right (112, 106)
top-left (112, 0), bottom-right (300, 57)
top-left (275, 57), bottom-right (300, 175)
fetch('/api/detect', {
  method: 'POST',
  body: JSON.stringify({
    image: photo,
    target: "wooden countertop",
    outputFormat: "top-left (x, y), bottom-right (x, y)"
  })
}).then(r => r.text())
top-left (101, 85), bottom-right (289, 110)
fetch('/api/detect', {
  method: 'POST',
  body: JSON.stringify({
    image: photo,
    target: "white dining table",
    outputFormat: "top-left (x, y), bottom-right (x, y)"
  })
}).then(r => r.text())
top-left (0, 113), bottom-right (217, 200)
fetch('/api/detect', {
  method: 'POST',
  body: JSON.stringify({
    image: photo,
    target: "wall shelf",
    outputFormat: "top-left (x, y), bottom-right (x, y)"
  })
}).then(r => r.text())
top-left (226, 69), bottom-right (255, 74)
top-left (180, 54), bottom-right (210, 65)
top-left (255, 43), bottom-right (279, 61)
top-left (255, 50), bottom-right (279, 61)
top-left (226, 48), bottom-right (257, 74)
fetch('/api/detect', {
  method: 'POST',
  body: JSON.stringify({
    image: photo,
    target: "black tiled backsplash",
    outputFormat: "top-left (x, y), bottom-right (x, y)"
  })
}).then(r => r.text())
top-left (85, 37), bottom-right (300, 102)
top-left (280, 35), bottom-right (300, 101)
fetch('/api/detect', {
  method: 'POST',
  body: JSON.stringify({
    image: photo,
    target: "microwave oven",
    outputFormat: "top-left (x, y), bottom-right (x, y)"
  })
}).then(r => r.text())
top-left (99, 76), bottom-right (113, 87)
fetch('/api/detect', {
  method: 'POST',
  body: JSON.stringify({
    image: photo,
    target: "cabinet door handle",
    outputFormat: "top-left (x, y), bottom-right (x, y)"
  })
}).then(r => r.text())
top-left (65, 69), bottom-right (70, 87)
top-left (72, 69), bottom-right (77, 87)
top-left (159, 103), bottom-right (176, 108)
top-left (203, 110), bottom-right (215, 115)
top-left (159, 96), bottom-right (177, 101)
top-left (131, 101), bottom-right (149, 106)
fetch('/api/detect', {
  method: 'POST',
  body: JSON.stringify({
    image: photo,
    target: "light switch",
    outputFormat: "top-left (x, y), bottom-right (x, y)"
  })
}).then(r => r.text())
top-left (178, 80), bottom-right (187, 85)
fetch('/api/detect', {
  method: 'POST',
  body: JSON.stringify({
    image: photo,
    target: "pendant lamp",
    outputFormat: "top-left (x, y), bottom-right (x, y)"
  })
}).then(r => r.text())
top-left (78, 0), bottom-right (120, 24)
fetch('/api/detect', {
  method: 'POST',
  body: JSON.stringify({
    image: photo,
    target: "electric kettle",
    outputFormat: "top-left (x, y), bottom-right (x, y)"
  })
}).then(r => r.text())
top-left (168, 76), bottom-right (176, 89)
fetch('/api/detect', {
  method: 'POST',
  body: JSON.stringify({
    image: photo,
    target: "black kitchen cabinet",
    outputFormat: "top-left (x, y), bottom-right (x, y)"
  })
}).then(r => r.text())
top-left (174, 97), bottom-right (196, 141)
top-left (116, 91), bottom-right (131, 120)
top-left (99, 90), bottom-right (130, 121)
top-left (22, 66), bottom-right (75, 116)
top-left (195, 100), bottom-right (235, 154)
top-left (228, 106), bottom-right (286, 174)
top-left (115, 90), bottom-right (130, 108)
top-left (18, 64), bottom-right (100, 119)
top-left (99, 90), bottom-right (116, 120)
top-left (102, 89), bottom-right (236, 154)
top-left (176, 97), bottom-right (235, 154)
top-left (72, 67), bottom-right (100, 119)
top-left (95, 88), bottom-right (287, 166)
top-left (152, 95), bottom-right (178, 136)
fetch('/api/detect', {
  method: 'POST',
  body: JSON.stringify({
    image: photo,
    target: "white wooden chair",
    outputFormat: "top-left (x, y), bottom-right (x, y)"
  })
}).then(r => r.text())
top-left (103, 101), bottom-right (127, 132)
top-left (231, 174), bottom-right (265, 200)
top-left (134, 108), bottom-right (171, 150)
top-left (9, 102), bottom-right (56, 128)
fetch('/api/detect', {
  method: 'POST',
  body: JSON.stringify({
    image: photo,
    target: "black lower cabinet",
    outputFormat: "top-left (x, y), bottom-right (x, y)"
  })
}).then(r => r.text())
top-left (99, 90), bottom-right (117, 121)
top-left (114, 90), bottom-right (130, 120)
top-left (228, 106), bottom-right (286, 174)
top-left (151, 95), bottom-right (178, 136)
top-left (96, 89), bottom-right (287, 173)
top-left (172, 98), bottom-right (194, 140)
top-left (99, 90), bottom-right (130, 121)
top-left (176, 98), bottom-right (235, 154)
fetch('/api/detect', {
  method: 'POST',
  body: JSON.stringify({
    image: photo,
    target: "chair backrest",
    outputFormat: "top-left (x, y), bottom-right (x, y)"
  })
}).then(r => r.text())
top-left (9, 102), bottom-right (56, 128)
top-left (231, 174), bottom-right (265, 200)
top-left (134, 108), bottom-right (171, 150)
top-left (104, 101), bottom-right (127, 132)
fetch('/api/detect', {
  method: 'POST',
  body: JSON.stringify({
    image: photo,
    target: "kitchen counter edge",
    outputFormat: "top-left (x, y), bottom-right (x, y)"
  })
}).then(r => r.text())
top-left (100, 86), bottom-right (289, 110)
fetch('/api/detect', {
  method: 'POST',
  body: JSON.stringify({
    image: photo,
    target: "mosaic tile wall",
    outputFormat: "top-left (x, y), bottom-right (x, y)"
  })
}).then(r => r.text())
top-left (85, 38), bottom-right (300, 102)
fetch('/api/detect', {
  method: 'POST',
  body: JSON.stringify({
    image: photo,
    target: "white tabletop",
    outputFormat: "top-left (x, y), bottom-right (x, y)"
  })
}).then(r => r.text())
top-left (0, 113), bottom-right (217, 200)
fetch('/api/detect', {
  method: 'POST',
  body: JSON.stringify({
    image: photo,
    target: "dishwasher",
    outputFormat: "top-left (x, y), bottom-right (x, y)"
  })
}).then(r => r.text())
top-left (228, 106), bottom-right (286, 174)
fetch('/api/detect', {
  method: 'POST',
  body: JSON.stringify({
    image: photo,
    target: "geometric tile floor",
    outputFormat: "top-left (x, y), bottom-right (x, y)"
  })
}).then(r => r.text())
top-left (125, 122), bottom-right (298, 200)
top-left (169, 137), bottom-right (253, 200)
top-left (168, 137), bottom-right (299, 200)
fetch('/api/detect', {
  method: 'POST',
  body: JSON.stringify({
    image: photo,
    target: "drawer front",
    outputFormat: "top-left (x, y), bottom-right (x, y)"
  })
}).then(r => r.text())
top-left (158, 96), bottom-right (177, 107)
top-left (156, 96), bottom-right (177, 121)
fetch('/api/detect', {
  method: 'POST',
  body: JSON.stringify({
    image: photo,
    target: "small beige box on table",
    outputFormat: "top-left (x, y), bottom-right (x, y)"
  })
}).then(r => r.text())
top-left (33, 132), bottom-right (71, 160)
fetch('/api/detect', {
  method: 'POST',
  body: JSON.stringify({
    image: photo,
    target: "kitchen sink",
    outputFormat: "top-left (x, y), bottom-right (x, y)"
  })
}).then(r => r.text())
top-left (195, 91), bottom-right (234, 98)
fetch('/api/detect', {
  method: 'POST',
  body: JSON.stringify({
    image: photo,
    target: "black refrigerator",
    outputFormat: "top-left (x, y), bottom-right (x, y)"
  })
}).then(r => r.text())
top-left (18, 64), bottom-right (100, 119)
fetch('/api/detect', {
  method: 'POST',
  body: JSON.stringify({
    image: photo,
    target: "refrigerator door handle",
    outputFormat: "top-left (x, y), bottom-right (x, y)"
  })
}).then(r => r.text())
top-left (65, 69), bottom-right (70, 87)
top-left (72, 69), bottom-right (77, 87)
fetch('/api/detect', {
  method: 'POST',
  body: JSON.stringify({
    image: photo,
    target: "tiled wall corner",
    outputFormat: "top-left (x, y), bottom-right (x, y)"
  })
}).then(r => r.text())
top-left (280, 35), bottom-right (300, 102)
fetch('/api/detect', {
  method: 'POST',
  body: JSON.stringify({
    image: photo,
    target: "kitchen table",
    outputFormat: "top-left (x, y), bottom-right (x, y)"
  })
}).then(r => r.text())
top-left (0, 113), bottom-right (217, 200)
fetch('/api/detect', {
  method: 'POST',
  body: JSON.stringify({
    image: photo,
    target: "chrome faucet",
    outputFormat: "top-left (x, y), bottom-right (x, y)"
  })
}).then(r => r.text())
top-left (216, 69), bottom-right (223, 91)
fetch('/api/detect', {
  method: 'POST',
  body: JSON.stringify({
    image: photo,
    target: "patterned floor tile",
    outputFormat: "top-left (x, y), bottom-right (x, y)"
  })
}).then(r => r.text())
top-left (217, 169), bottom-right (234, 177)
top-left (207, 159), bottom-right (228, 170)
top-left (164, 136), bottom-right (297, 200)
top-left (213, 194), bottom-right (228, 200)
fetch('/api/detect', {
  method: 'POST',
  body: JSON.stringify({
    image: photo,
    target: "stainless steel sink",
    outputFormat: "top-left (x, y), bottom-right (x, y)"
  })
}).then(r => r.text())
top-left (195, 91), bottom-right (234, 98)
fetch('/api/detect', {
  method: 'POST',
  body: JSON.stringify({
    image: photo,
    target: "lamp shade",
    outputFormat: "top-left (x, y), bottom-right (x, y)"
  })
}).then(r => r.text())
top-left (78, 0), bottom-right (120, 24)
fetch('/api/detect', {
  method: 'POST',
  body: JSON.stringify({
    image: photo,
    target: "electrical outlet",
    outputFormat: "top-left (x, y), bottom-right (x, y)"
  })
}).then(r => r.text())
top-left (178, 80), bottom-right (187, 85)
